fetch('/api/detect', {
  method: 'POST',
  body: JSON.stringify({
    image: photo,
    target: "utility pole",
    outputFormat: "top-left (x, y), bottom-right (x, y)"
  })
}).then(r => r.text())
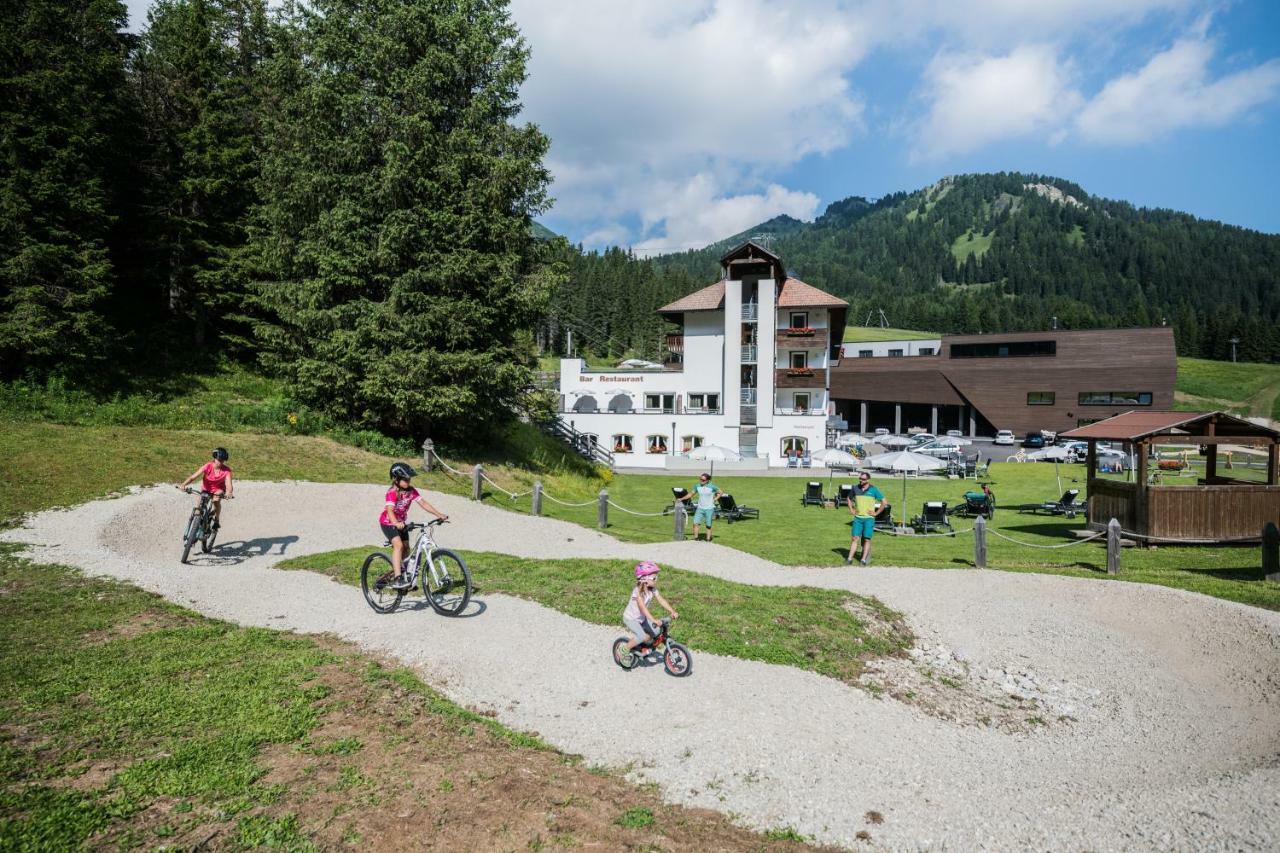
top-left (1229, 337), bottom-right (1240, 363)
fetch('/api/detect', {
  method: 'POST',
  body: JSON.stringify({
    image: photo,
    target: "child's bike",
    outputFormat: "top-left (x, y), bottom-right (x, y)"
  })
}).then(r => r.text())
top-left (612, 617), bottom-right (692, 677)
top-left (179, 487), bottom-right (229, 563)
top-left (361, 519), bottom-right (473, 616)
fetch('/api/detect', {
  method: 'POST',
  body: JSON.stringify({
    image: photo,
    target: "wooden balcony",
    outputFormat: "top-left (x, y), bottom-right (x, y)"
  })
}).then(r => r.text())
top-left (665, 334), bottom-right (683, 353)
top-left (775, 367), bottom-right (827, 389)
top-left (775, 328), bottom-right (829, 349)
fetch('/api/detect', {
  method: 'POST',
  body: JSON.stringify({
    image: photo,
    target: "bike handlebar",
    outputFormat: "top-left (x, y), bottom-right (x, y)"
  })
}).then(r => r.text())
top-left (178, 487), bottom-right (232, 498)
top-left (403, 518), bottom-right (448, 531)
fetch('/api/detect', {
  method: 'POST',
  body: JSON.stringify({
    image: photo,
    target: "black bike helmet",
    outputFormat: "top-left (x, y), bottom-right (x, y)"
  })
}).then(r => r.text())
top-left (212, 447), bottom-right (229, 462)
top-left (389, 462), bottom-right (417, 481)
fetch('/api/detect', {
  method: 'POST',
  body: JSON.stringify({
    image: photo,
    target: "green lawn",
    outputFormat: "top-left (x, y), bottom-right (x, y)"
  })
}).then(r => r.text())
top-left (278, 550), bottom-right (913, 686)
top-left (429, 461), bottom-right (1280, 610)
top-left (842, 326), bottom-right (938, 343)
top-left (1175, 357), bottom-right (1280, 421)
top-left (950, 228), bottom-right (994, 263)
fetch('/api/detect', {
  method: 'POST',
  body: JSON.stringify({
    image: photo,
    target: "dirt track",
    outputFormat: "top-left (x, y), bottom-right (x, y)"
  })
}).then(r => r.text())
top-left (5, 481), bottom-right (1279, 850)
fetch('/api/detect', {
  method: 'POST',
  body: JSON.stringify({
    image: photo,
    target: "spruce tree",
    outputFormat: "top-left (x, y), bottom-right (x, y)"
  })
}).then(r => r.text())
top-left (247, 0), bottom-right (551, 439)
top-left (0, 0), bottom-right (132, 378)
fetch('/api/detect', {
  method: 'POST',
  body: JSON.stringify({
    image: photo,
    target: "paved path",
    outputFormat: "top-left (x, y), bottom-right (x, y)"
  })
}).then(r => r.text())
top-left (5, 482), bottom-right (1278, 850)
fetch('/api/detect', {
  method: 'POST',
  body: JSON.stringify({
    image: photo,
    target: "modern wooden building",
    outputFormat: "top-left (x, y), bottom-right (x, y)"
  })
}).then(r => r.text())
top-left (829, 327), bottom-right (1177, 437)
top-left (1061, 411), bottom-right (1280, 542)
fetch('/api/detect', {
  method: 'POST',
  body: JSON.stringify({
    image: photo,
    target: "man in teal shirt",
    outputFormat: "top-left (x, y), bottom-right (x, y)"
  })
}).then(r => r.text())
top-left (846, 472), bottom-right (885, 565)
top-left (681, 472), bottom-right (721, 542)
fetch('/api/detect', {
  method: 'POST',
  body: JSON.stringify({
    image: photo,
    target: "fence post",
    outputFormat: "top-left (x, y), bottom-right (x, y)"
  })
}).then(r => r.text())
top-left (974, 515), bottom-right (987, 569)
top-left (597, 489), bottom-right (608, 529)
top-left (472, 464), bottom-right (483, 501)
top-left (421, 438), bottom-right (434, 472)
top-left (674, 504), bottom-right (686, 541)
top-left (1264, 522), bottom-right (1280, 582)
top-left (532, 481), bottom-right (543, 516)
top-left (1107, 518), bottom-right (1122, 575)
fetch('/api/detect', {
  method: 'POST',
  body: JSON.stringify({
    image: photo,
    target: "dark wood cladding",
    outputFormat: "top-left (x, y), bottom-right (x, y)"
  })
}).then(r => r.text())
top-left (775, 329), bottom-right (829, 349)
top-left (830, 328), bottom-right (1176, 435)
top-left (1088, 481), bottom-right (1280, 539)
top-left (775, 368), bottom-right (827, 389)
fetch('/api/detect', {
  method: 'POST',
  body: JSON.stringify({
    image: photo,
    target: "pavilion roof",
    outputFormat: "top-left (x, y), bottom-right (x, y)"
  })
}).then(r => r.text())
top-left (1061, 411), bottom-right (1280, 442)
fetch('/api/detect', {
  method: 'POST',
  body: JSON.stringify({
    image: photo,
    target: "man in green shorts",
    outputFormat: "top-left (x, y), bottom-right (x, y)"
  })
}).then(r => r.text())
top-left (682, 472), bottom-right (722, 542)
top-left (846, 471), bottom-right (885, 565)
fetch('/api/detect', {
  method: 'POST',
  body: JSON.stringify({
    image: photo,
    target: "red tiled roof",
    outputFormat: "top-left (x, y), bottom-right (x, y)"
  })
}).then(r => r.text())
top-left (1061, 411), bottom-right (1280, 441)
top-left (777, 277), bottom-right (848, 308)
top-left (658, 277), bottom-right (846, 313)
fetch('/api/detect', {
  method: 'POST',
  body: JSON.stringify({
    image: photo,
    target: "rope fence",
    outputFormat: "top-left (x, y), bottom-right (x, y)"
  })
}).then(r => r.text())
top-left (988, 528), bottom-right (1106, 549)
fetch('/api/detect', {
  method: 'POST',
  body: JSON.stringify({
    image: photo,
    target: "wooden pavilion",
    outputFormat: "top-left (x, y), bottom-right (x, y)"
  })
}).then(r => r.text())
top-left (1061, 411), bottom-right (1280, 542)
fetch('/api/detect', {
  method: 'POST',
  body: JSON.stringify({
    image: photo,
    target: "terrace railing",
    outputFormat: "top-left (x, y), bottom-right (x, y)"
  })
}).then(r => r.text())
top-left (541, 417), bottom-right (615, 469)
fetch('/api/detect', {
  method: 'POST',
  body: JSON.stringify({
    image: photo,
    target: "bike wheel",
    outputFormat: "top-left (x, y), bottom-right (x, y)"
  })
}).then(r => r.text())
top-left (201, 516), bottom-right (219, 553)
top-left (612, 638), bottom-right (638, 670)
top-left (663, 642), bottom-right (693, 677)
top-left (361, 552), bottom-right (403, 614)
top-left (181, 512), bottom-right (200, 564)
top-left (423, 549), bottom-right (472, 616)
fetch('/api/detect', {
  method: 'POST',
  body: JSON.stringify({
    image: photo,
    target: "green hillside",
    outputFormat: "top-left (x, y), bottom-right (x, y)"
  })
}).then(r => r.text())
top-left (652, 173), bottom-right (1280, 363)
top-left (1175, 358), bottom-right (1280, 422)
top-left (843, 326), bottom-right (938, 343)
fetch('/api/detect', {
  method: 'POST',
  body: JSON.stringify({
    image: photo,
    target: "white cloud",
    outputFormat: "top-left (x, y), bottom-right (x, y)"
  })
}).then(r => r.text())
top-left (511, 0), bottom-right (867, 248)
top-left (1075, 36), bottom-right (1280, 144)
top-left (910, 45), bottom-right (1082, 160)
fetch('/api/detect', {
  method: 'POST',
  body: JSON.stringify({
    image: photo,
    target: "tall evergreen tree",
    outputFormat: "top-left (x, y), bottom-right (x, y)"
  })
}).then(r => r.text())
top-left (247, 0), bottom-right (552, 439)
top-left (0, 0), bottom-right (133, 377)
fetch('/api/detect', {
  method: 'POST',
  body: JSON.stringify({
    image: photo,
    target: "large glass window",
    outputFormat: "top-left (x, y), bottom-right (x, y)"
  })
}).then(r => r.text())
top-left (888, 348), bottom-right (903, 357)
top-left (1078, 391), bottom-right (1153, 406)
top-left (950, 340), bottom-right (1057, 358)
top-left (646, 434), bottom-right (668, 454)
top-left (781, 436), bottom-right (808, 457)
top-left (917, 347), bottom-right (935, 356)
top-left (1027, 391), bottom-right (1055, 406)
top-left (858, 349), bottom-right (873, 358)
top-left (644, 393), bottom-right (675, 413)
top-left (612, 434), bottom-right (633, 454)
top-left (681, 435), bottom-right (703, 453)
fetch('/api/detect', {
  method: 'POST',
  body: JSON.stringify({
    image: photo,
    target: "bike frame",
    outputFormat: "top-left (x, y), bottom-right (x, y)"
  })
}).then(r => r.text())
top-left (400, 522), bottom-right (448, 588)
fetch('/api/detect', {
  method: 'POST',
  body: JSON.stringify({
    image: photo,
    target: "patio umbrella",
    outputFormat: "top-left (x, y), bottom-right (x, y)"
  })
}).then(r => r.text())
top-left (934, 435), bottom-right (972, 447)
top-left (863, 451), bottom-right (947, 529)
top-left (813, 448), bottom-right (858, 467)
top-left (686, 444), bottom-right (741, 461)
top-left (834, 433), bottom-right (869, 448)
top-left (878, 435), bottom-right (914, 448)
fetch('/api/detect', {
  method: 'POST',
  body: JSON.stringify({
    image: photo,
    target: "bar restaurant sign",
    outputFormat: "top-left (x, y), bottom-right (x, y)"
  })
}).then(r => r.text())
top-left (578, 375), bottom-right (648, 383)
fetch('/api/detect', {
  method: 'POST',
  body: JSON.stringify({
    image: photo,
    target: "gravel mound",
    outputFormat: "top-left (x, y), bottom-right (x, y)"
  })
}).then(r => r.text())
top-left (4, 481), bottom-right (1279, 850)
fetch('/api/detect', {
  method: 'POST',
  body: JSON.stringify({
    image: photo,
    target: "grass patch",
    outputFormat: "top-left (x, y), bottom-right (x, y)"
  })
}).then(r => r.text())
top-left (416, 461), bottom-right (1280, 611)
top-left (1176, 357), bottom-right (1280, 420)
top-left (0, 552), bottom-right (826, 850)
top-left (842, 326), bottom-right (938, 343)
top-left (278, 550), bottom-right (914, 684)
top-left (949, 228), bottom-right (993, 263)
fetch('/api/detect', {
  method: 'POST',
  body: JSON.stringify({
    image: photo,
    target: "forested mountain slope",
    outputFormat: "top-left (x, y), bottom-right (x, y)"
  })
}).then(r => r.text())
top-left (650, 173), bottom-right (1280, 362)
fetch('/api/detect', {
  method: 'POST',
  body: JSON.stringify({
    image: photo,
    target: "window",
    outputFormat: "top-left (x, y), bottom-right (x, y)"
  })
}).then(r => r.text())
top-left (858, 349), bottom-right (873, 358)
top-left (950, 340), bottom-right (1056, 358)
top-left (681, 435), bottom-right (703, 453)
top-left (888, 348), bottom-right (904, 358)
top-left (781, 436), bottom-right (808, 457)
top-left (1027, 391), bottom-right (1055, 406)
top-left (1079, 391), bottom-right (1153, 406)
top-left (794, 393), bottom-right (810, 412)
top-left (644, 393), bottom-right (675, 413)
top-left (706, 393), bottom-right (719, 412)
top-left (789, 311), bottom-right (808, 330)
top-left (646, 434), bottom-right (668, 454)
top-left (917, 347), bottom-right (935, 356)
top-left (688, 393), bottom-right (703, 410)
top-left (612, 434), bottom-right (633, 454)
top-left (789, 351), bottom-right (808, 368)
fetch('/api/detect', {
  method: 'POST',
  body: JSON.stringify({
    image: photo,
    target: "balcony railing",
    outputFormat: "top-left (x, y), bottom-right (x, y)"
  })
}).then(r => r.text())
top-left (740, 344), bottom-right (757, 363)
top-left (775, 407), bottom-right (824, 416)
top-left (741, 303), bottom-right (757, 321)
top-left (775, 328), bottom-right (829, 348)
top-left (775, 368), bottom-right (827, 389)
top-left (665, 334), bottom-right (683, 353)
top-left (740, 388), bottom-right (757, 404)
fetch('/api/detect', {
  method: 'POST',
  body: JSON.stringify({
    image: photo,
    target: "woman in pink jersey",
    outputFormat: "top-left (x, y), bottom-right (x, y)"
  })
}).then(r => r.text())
top-left (381, 462), bottom-right (449, 589)
top-left (178, 447), bottom-right (235, 531)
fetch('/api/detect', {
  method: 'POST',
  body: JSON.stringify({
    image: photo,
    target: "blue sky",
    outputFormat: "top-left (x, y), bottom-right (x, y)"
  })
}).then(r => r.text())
top-left (124, 0), bottom-right (1280, 250)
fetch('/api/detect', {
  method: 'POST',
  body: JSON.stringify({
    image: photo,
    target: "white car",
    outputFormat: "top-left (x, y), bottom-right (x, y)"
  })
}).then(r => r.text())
top-left (874, 427), bottom-right (890, 436)
top-left (909, 433), bottom-right (936, 446)
top-left (993, 430), bottom-right (1016, 445)
top-left (945, 429), bottom-right (964, 438)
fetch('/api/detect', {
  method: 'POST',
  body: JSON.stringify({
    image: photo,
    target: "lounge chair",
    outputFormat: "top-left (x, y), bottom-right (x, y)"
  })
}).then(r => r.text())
top-left (911, 501), bottom-right (953, 535)
top-left (716, 493), bottom-right (759, 523)
top-left (786, 454), bottom-right (799, 468)
top-left (836, 483), bottom-right (855, 507)
top-left (872, 501), bottom-right (895, 531)
top-left (948, 485), bottom-right (996, 519)
top-left (1018, 489), bottom-right (1087, 518)
top-left (662, 486), bottom-right (690, 516)
top-left (801, 452), bottom-right (812, 468)
top-left (801, 481), bottom-right (825, 507)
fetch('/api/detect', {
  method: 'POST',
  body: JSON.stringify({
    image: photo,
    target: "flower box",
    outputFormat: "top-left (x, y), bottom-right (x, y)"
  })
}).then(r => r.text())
top-left (785, 368), bottom-right (815, 377)
top-left (785, 327), bottom-right (816, 336)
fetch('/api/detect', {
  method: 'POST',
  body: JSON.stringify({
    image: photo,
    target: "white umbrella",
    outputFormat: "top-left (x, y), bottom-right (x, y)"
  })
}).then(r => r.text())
top-left (933, 435), bottom-right (972, 447)
top-left (685, 444), bottom-right (741, 462)
top-left (878, 435), bottom-right (914, 448)
top-left (863, 451), bottom-right (946, 531)
top-left (834, 433), bottom-right (868, 448)
top-left (1028, 446), bottom-right (1070, 461)
top-left (812, 448), bottom-right (858, 467)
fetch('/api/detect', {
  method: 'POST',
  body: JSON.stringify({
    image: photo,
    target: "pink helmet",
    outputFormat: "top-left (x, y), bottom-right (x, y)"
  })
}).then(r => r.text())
top-left (634, 560), bottom-right (660, 579)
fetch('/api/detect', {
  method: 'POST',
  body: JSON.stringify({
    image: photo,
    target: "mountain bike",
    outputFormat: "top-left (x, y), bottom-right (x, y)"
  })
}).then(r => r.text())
top-left (361, 519), bottom-right (472, 616)
top-left (178, 487), bottom-right (229, 563)
top-left (612, 617), bottom-right (692, 677)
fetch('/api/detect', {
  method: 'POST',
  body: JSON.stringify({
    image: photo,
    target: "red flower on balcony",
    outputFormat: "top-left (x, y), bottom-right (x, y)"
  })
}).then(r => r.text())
top-left (785, 326), bottom-right (816, 336)
top-left (785, 367), bottom-right (815, 377)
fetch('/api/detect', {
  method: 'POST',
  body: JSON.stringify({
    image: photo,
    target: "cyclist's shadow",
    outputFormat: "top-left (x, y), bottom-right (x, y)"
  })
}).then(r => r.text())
top-left (394, 594), bottom-right (488, 618)
top-left (187, 535), bottom-right (299, 566)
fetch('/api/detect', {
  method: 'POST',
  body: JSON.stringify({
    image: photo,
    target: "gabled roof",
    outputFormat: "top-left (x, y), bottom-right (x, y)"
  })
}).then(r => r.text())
top-left (1061, 411), bottom-right (1280, 442)
top-left (719, 240), bottom-right (782, 266)
top-left (657, 277), bottom-right (847, 314)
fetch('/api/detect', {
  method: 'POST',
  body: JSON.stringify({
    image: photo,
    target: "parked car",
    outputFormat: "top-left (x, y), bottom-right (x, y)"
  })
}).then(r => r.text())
top-left (1022, 432), bottom-right (1046, 449)
top-left (994, 430), bottom-right (1016, 446)
top-left (1040, 430), bottom-right (1057, 445)
top-left (1062, 440), bottom-right (1090, 461)
top-left (874, 427), bottom-right (890, 436)
top-left (909, 433), bottom-right (936, 446)
top-left (917, 442), bottom-right (962, 460)
top-left (945, 429), bottom-right (964, 438)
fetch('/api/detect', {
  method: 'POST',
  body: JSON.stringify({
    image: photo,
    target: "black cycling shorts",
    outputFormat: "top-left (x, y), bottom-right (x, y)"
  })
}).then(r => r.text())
top-left (381, 522), bottom-right (408, 543)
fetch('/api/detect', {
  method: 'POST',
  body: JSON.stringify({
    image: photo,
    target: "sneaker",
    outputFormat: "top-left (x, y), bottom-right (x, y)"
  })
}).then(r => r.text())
top-left (390, 574), bottom-right (414, 590)
top-left (845, 557), bottom-right (853, 565)
top-left (860, 557), bottom-right (870, 566)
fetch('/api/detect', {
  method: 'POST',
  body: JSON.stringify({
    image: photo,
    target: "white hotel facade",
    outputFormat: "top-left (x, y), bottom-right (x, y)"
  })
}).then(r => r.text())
top-left (557, 242), bottom-right (848, 469)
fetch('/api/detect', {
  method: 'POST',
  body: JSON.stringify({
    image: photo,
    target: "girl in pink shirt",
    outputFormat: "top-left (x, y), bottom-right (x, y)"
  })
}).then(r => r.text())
top-left (381, 462), bottom-right (449, 589)
top-left (178, 447), bottom-right (234, 530)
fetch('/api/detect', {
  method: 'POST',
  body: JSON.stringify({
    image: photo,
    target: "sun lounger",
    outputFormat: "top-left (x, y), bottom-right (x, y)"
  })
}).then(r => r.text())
top-left (716, 493), bottom-right (759, 523)
top-left (801, 481), bottom-right (825, 507)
